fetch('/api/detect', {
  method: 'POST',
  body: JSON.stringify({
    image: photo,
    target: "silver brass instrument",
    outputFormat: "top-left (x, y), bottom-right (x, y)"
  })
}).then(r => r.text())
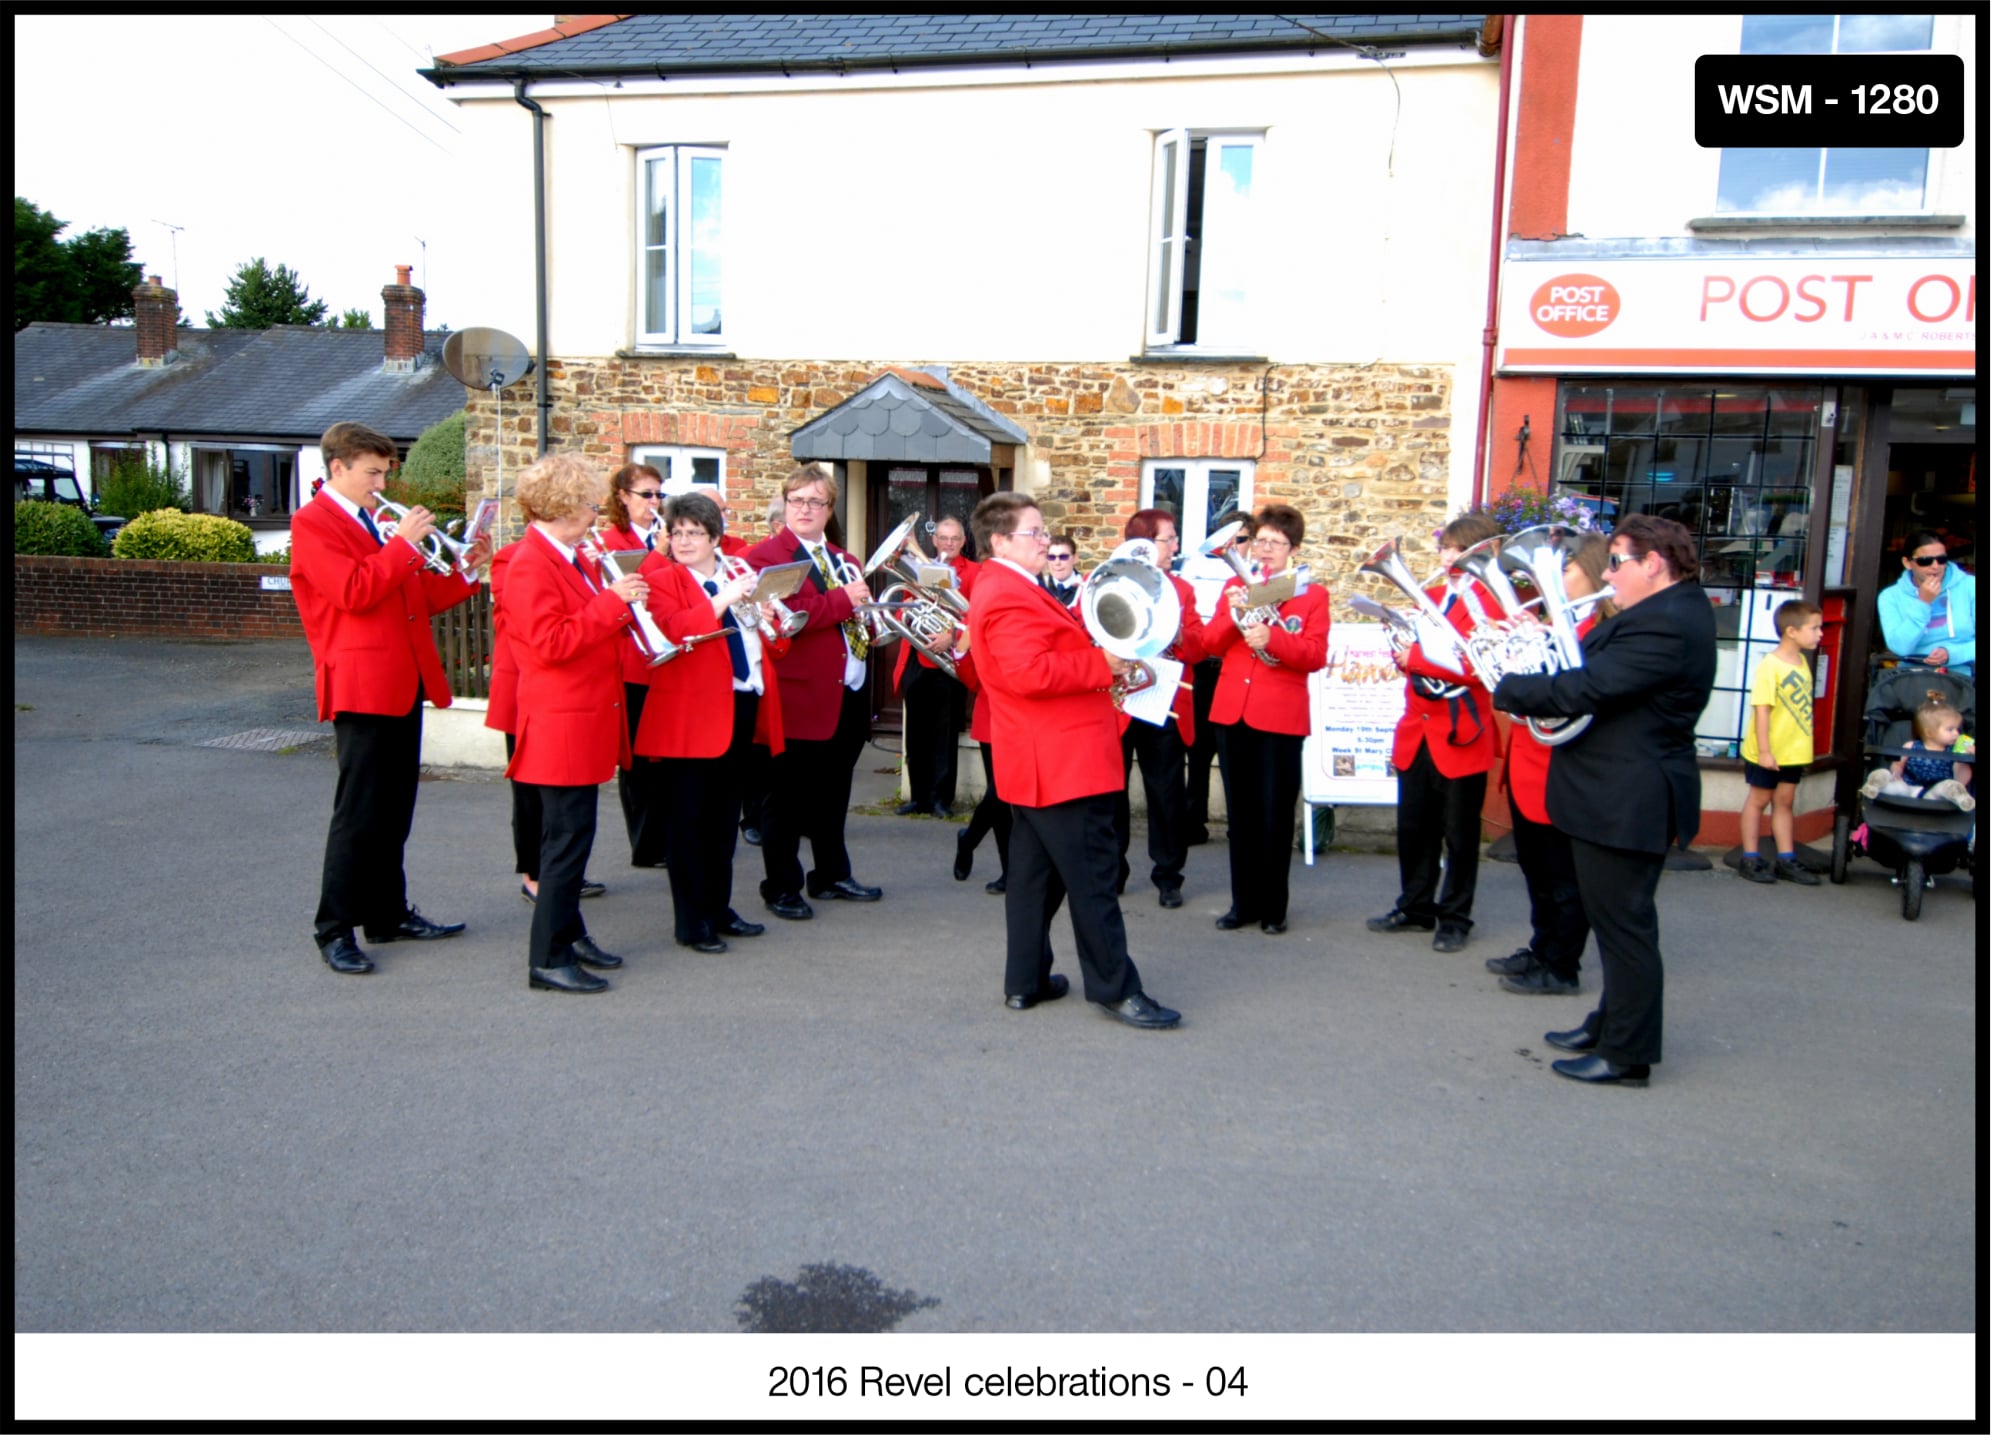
top-left (1200, 522), bottom-right (1311, 667)
top-left (1357, 536), bottom-right (1487, 690)
top-left (581, 531), bottom-right (679, 667)
top-left (716, 553), bottom-right (807, 641)
top-left (1496, 525), bottom-right (1608, 746)
top-left (1081, 537), bottom-right (1182, 705)
top-left (851, 513), bottom-right (971, 675)
top-left (372, 498), bottom-right (481, 581)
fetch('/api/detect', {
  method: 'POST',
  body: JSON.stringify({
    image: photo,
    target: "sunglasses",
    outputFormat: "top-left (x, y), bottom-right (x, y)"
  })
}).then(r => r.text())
top-left (1606, 550), bottom-right (1645, 571)
top-left (1909, 554), bottom-right (1948, 567)
top-left (628, 489), bottom-right (663, 501)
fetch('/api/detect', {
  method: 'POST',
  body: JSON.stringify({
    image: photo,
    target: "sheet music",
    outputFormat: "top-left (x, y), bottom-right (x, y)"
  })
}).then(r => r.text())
top-left (1118, 656), bottom-right (1183, 726)
top-left (750, 560), bottom-right (811, 603)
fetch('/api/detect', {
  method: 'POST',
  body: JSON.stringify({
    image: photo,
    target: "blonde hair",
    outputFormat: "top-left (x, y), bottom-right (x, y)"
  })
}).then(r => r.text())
top-left (1914, 699), bottom-right (1963, 746)
top-left (783, 463), bottom-right (839, 507)
top-left (516, 453), bottom-right (605, 524)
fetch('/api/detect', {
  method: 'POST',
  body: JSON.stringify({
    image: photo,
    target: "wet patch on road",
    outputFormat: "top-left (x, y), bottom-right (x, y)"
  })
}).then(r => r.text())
top-left (735, 1262), bottom-right (939, 1332)
top-left (196, 727), bottom-right (330, 753)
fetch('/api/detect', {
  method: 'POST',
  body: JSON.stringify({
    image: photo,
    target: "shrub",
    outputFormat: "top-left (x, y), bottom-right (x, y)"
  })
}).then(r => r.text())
top-left (97, 452), bottom-right (191, 518)
top-left (13, 500), bottom-right (108, 556)
top-left (258, 545), bottom-right (292, 567)
top-left (112, 509), bottom-right (258, 563)
top-left (1443, 487), bottom-right (1603, 540)
top-left (387, 410), bottom-right (466, 525)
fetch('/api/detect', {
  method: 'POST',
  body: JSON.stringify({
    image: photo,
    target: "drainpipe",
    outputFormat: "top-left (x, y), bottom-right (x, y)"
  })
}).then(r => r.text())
top-left (1470, 13), bottom-right (1517, 507)
top-left (514, 80), bottom-right (551, 456)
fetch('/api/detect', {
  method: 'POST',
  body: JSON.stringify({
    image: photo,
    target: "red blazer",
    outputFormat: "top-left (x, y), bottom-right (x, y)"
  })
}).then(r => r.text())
top-left (720, 532), bottom-right (751, 558)
top-left (966, 562), bottom-right (1123, 808)
top-left (595, 524), bottom-right (657, 686)
top-left (500, 527), bottom-right (636, 786)
top-left (744, 526), bottom-right (864, 743)
top-left (483, 541), bottom-right (523, 736)
top-left (289, 490), bottom-right (477, 721)
top-left (1201, 579), bottom-right (1331, 737)
top-left (1500, 611), bottom-right (1597, 823)
top-left (632, 552), bottom-right (787, 759)
top-left (1390, 581), bottom-right (1501, 779)
top-left (891, 552), bottom-right (981, 685)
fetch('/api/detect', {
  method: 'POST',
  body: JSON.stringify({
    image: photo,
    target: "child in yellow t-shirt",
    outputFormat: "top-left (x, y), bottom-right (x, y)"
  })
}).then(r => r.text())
top-left (1739, 599), bottom-right (1824, 885)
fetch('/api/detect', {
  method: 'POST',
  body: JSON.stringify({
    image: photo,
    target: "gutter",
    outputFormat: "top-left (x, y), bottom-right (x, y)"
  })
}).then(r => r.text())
top-left (1470, 13), bottom-right (1515, 507)
top-left (513, 80), bottom-right (551, 457)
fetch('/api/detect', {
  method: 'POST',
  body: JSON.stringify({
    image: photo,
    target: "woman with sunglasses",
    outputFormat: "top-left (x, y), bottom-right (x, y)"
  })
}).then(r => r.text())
top-left (599, 464), bottom-right (669, 866)
top-left (1040, 536), bottom-right (1082, 607)
top-left (1877, 530), bottom-right (1976, 678)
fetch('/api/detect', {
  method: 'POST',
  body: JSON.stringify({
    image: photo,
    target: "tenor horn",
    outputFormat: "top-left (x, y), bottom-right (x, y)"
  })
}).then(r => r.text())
top-left (1200, 522), bottom-right (1309, 667)
top-left (1496, 525), bottom-right (1607, 746)
top-left (1357, 537), bottom-right (1490, 687)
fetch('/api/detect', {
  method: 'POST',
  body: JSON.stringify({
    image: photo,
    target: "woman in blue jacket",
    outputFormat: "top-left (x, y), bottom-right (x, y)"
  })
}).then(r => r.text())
top-left (1876, 530), bottom-right (1976, 677)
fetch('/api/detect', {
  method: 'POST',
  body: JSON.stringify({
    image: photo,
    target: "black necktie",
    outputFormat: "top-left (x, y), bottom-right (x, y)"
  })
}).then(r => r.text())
top-left (704, 579), bottom-right (752, 681)
top-left (574, 553), bottom-right (600, 591)
top-left (358, 507), bottom-right (384, 545)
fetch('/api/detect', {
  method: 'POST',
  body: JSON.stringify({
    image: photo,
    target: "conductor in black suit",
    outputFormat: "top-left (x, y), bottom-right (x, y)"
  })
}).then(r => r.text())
top-left (1491, 516), bottom-right (1717, 1087)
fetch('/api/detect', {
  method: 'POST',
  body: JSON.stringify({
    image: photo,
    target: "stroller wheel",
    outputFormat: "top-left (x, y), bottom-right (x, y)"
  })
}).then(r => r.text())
top-left (1902, 857), bottom-right (1925, 921)
top-left (1829, 813), bottom-right (1851, 885)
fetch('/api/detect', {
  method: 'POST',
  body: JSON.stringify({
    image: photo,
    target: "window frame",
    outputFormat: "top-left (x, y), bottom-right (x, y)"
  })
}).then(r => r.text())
top-left (1143, 128), bottom-right (1264, 353)
top-left (1141, 456), bottom-right (1253, 614)
top-left (630, 444), bottom-right (726, 497)
top-left (635, 143), bottom-right (727, 348)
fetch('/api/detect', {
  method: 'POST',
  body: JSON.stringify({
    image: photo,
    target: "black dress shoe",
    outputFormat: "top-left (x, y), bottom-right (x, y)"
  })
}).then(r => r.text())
top-left (1092, 992), bottom-right (1182, 1030)
top-left (1551, 1054), bottom-right (1650, 1086)
top-left (765, 891), bottom-right (814, 920)
top-left (1215, 909), bottom-right (1249, 931)
top-left (718, 912), bottom-right (765, 938)
top-left (580, 877), bottom-right (606, 899)
top-left (895, 800), bottom-right (925, 816)
top-left (953, 828), bottom-right (974, 882)
top-left (566, 936), bottom-right (624, 970)
top-left (984, 875), bottom-right (1007, 895)
top-left (1184, 826), bottom-right (1210, 847)
top-left (1485, 947), bottom-right (1537, 976)
top-left (1260, 918), bottom-right (1289, 935)
top-left (318, 935), bottom-right (374, 975)
top-left (364, 907), bottom-right (466, 943)
top-left (1500, 964), bottom-right (1580, 995)
top-left (1158, 887), bottom-right (1184, 909)
top-left (741, 826), bottom-right (763, 847)
top-left (1544, 1022), bottom-right (1600, 1053)
top-left (930, 803), bottom-right (954, 820)
top-left (809, 877), bottom-right (882, 902)
top-left (1005, 973), bottom-right (1070, 1011)
top-left (530, 963), bottom-right (608, 993)
top-left (1431, 928), bottom-right (1469, 954)
top-left (681, 933), bottom-right (729, 954)
top-left (1366, 909), bottom-right (1435, 934)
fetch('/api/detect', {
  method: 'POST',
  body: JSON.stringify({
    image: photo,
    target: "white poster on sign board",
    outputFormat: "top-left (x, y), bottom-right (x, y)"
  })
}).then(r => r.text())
top-left (1303, 623), bottom-right (1404, 807)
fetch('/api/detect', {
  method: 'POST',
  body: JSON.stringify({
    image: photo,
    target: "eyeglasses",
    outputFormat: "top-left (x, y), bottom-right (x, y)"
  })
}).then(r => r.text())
top-left (579, 501), bottom-right (603, 514)
top-left (1008, 527), bottom-right (1051, 543)
top-left (1909, 554), bottom-right (1948, 567)
top-left (1250, 537), bottom-right (1291, 551)
top-left (1606, 550), bottom-right (1645, 571)
top-left (668, 526), bottom-right (707, 541)
top-left (1047, 552), bottom-right (1076, 562)
top-left (786, 496), bottom-right (831, 510)
top-left (628, 489), bottom-right (662, 501)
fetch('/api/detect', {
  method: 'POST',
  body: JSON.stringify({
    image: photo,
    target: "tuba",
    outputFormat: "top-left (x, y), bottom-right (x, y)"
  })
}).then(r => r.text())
top-left (1081, 537), bottom-right (1181, 705)
top-left (371, 498), bottom-right (481, 581)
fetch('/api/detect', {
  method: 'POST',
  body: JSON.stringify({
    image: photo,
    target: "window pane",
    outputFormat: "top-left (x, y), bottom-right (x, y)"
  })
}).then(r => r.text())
top-left (1154, 137), bottom-right (1179, 336)
top-left (1203, 468), bottom-right (1244, 538)
top-left (1822, 148), bottom-right (1926, 211)
top-left (1716, 148), bottom-right (1820, 212)
top-left (1835, 14), bottom-right (1932, 51)
top-left (645, 248), bottom-right (668, 334)
top-left (1741, 13), bottom-right (1834, 53)
top-left (689, 456), bottom-right (720, 487)
top-left (644, 158), bottom-right (670, 247)
top-left (1150, 465), bottom-right (1187, 524)
top-left (686, 155), bottom-right (723, 335)
top-left (1197, 141), bottom-right (1256, 346)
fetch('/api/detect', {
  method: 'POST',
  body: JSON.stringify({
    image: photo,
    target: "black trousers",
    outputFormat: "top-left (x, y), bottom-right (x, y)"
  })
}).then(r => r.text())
top-left (1392, 741), bottom-right (1487, 934)
top-left (963, 741), bottom-right (1012, 875)
top-left (740, 743), bottom-right (771, 836)
top-left (1218, 721), bottom-right (1305, 924)
top-left (1568, 835), bottom-right (1666, 1066)
top-left (761, 681), bottom-right (871, 898)
top-left (659, 691), bottom-right (757, 942)
top-left (619, 682), bottom-right (670, 865)
top-left (1115, 719), bottom-right (1189, 893)
top-left (901, 663), bottom-right (963, 810)
top-left (527, 782), bottom-right (598, 969)
top-left (1005, 792), bottom-right (1143, 1006)
top-left (1183, 657), bottom-right (1224, 836)
top-left (1507, 790), bottom-right (1589, 982)
top-left (503, 732), bottom-right (542, 879)
top-left (315, 698), bottom-right (422, 944)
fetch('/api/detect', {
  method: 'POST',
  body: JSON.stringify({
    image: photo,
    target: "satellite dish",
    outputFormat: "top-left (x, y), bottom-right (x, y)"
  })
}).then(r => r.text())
top-left (442, 327), bottom-right (533, 391)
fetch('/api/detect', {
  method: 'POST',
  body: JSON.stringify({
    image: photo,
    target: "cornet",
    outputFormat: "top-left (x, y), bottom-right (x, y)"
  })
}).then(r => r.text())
top-left (580, 531), bottom-right (679, 667)
top-left (371, 498), bottom-right (481, 581)
top-left (716, 553), bottom-right (807, 641)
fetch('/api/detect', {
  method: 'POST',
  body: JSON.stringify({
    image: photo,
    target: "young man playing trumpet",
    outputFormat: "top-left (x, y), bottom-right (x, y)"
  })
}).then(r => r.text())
top-left (290, 421), bottom-right (491, 977)
top-left (966, 492), bottom-right (1181, 1030)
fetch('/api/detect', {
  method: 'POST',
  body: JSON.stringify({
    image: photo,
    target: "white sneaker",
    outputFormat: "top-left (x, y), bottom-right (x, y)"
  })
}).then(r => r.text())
top-left (1927, 779), bottom-right (1976, 812)
top-left (1859, 768), bottom-right (1892, 800)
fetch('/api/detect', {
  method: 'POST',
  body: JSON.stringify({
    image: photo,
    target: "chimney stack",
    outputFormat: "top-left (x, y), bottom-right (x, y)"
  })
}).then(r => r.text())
top-left (382, 264), bottom-right (426, 370)
top-left (134, 275), bottom-right (179, 366)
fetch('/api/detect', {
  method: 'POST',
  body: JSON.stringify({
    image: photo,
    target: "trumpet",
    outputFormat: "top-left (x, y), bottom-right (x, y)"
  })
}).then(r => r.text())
top-left (371, 498), bottom-right (480, 581)
top-left (580, 531), bottom-right (679, 667)
top-left (716, 553), bottom-right (807, 641)
top-left (1200, 522), bottom-right (1311, 666)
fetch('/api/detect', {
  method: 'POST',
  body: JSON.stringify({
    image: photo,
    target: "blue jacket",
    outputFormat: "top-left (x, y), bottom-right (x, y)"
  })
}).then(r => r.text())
top-left (1876, 562), bottom-right (1976, 672)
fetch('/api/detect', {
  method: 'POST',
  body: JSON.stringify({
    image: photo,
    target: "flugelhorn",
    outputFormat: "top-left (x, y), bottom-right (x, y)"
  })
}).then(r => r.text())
top-left (581, 531), bottom-right (679, 667)
top-left (371, 498), bottom-right (480, 581)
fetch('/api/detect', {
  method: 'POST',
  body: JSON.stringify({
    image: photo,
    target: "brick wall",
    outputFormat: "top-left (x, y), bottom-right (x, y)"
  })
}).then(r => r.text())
top-left (464, 356), bottom-right (1456, 596)
top-left (13, 556), bottom-right (306, 640)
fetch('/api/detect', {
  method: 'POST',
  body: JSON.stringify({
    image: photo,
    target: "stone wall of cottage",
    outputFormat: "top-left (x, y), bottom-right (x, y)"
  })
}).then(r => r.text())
top-left (464, 358), bottom-right (1456, 596)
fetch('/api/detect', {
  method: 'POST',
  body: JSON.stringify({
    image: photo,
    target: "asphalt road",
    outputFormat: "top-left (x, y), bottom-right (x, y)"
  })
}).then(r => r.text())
top-left (13, 635), bottom-right (1978, 1339)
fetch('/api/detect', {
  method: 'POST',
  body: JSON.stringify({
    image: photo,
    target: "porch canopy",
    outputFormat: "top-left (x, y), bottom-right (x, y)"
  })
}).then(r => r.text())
top-left (790, 367), bottom-right (1026, 464)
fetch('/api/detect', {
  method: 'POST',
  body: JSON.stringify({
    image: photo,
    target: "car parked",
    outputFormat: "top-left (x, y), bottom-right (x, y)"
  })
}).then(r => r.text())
top-left (15, 457), bottom-right (91, 509)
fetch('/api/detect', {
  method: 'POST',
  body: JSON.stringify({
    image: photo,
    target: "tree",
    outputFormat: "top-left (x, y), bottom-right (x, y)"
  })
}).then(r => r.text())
top-left (386, 410), bottom-right (467, 521)
top-left (333, 307), bottom-right (373, 330)
top-left (205, 257), bottom-right (328, 328)
top-left (13, 197), bottom-right (143, 330)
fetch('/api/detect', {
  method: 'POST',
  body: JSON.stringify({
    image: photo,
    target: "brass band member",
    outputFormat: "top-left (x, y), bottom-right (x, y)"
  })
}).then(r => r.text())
top-left (599, 463), bottom-right (668, 867)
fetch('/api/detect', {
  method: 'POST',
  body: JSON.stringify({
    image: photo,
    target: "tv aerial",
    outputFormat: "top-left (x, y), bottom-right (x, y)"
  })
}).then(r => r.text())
top-left (442, 327), bottom-right (534, 503)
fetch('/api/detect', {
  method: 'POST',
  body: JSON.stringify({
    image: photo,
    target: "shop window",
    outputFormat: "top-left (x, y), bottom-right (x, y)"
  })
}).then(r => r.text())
top-left (1145, 131), bottom-right (1262, 351)
top-left (1554, 383), bottom-right (1823, 757)
top-left (1716, 15), bottom-right (1936, 215)
top-left (635, 145), bottom-right (725, 347)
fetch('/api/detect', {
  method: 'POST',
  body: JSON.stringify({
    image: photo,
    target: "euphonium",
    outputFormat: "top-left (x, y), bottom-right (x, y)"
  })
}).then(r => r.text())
top-left (1081, 537), bottom-right (1182, 705)
top-left (869, 578), bottom-right (967, 679)
top-left (1449, 534), bottom-right (1569, 689)
top-left (371, 498), bottom-right (481, 581)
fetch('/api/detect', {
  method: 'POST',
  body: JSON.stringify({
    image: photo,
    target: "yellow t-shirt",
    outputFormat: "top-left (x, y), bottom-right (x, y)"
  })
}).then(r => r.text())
top-left (1742, 652), bottom-right (1814, 766)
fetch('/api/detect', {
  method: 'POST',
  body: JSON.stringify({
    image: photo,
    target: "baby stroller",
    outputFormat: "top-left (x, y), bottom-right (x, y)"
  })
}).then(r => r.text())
top-left (1827, 665), bottom-right (1977, 919)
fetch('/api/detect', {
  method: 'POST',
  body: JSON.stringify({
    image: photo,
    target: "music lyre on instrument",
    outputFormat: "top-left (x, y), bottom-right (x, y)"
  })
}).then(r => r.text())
top-left (582, 529), bottom-right (680, 666)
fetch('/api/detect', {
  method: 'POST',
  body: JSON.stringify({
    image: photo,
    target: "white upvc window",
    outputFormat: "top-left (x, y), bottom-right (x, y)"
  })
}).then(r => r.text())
top-left (631, 445), bottom-right (725, 496)
top-left (1145, 130), bottom-right (1262, 352)
top-left (1715, 15), bottom-right (1939, 216)
top-left (1142, 457), bottom-right (1252, 616)
top-left (636, 144), bottom-right (725, 346)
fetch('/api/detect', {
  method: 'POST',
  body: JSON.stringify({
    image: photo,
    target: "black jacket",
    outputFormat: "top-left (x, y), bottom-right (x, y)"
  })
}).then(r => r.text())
top-left (1493, 578), bottom-right (1717, 854)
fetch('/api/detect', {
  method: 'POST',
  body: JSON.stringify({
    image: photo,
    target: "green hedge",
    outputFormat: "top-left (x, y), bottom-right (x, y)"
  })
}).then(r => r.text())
top-left (13, 500), bottom-right (108, 557)
top-left (97, 453), bottom-right (191, 518)
top-left (111, 510), bottom-right (259, 563)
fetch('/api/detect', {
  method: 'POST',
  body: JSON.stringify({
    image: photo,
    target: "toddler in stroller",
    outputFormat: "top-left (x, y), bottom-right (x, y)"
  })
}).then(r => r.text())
top-left (1859, 698), bottom-right (1976, 810)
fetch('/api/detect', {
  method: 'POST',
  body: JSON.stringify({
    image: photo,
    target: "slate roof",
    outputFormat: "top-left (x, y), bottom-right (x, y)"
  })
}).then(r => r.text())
top-left (427, 14), bottom-right (1488, 80)
top-left (791, 369), bottom-right (1029, 465)
top-left (14, 323), bottom-right (468, 442)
